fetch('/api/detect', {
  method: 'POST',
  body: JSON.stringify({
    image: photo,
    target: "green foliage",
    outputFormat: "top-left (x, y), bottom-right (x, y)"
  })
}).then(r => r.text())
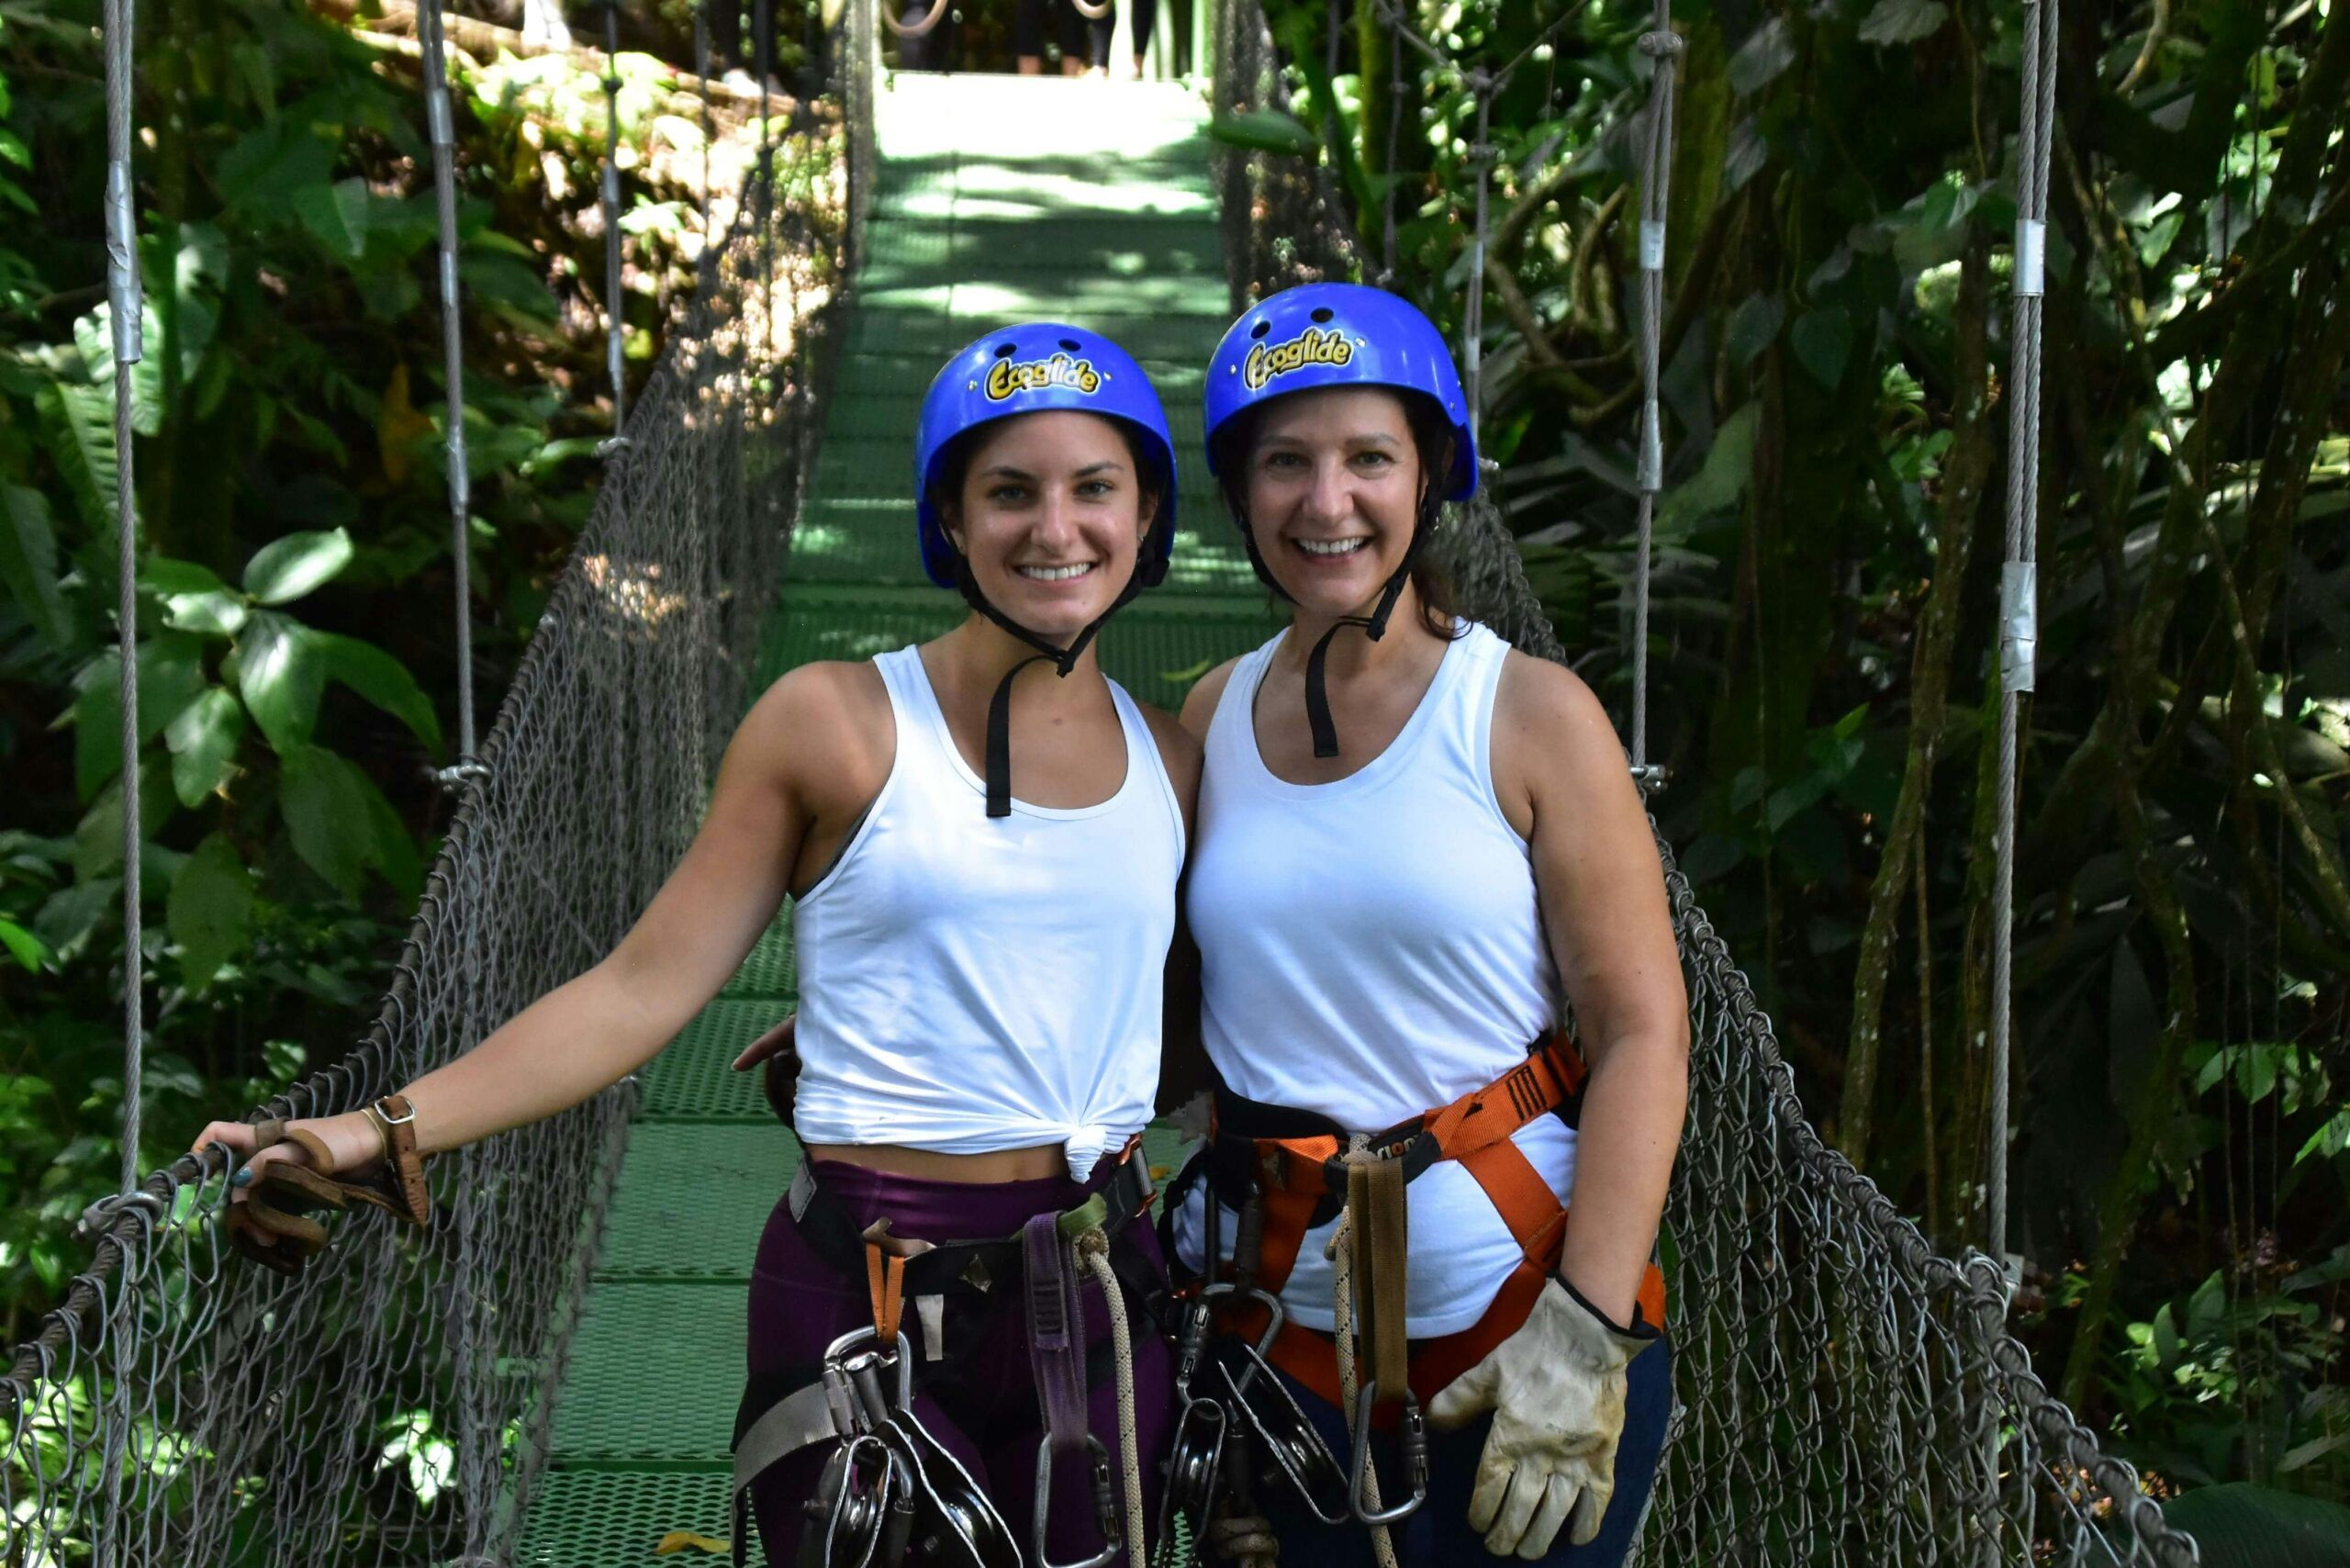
top-left (1272, 0), bottom-right (2350, 1510)
top-left (0, 0), bottom-right (762, 1361)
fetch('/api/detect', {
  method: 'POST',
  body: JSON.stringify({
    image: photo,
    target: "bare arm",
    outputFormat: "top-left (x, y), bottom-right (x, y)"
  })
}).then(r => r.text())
top-left (1177, 655), bottom-right (1240, 745)
top-left (1494, 653), bottom-right (1688, 1327)
top-left (201, 665), bottom-right (882, 1170)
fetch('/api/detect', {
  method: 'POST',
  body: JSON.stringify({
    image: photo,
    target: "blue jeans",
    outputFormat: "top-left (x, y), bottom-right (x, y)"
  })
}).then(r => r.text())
top-left (1254, 1339), bottom-right (1673, 1568)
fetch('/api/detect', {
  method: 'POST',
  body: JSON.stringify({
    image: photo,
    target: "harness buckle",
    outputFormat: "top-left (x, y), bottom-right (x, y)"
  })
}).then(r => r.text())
top-left (1346, 1382), bottom-right (1429, 1527)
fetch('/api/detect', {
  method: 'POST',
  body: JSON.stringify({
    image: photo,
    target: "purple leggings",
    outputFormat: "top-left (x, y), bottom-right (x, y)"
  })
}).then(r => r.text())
top-left (745, 1158), bottom-right (1174, 1563)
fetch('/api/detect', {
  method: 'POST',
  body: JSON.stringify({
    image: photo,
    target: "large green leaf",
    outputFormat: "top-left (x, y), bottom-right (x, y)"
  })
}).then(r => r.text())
top-left (1859, 0), bottom-right (1950, 45)
top-left (0, 484), bottom-right (71, 648)
top-left (235, 610), bottom-right (325, 750)
top-left (33, 375), bottom-right (122, 537)
top-left (73, 305), bottom-right (164, 438)
top-left (292, 176), bottom-right (372, 261)
top-left (242, 528), bottom-right (354, 605)
top-left (278, 744), bottom-right (386, 898)
top-left (168, 833), bottom-right (252, 991)
top-left (318, 633), bottom-right (443, 752)
top-left (141, 557), bottom-right (248, 635)
top-left (163, 688), bottom-right (245, 806)
top-left (1790, 308), bottom-right (1854, 390)
top-left (2162, 1484), bottom-right (2350, 1568)
top-left (73, 636), bottom-right (209, 801)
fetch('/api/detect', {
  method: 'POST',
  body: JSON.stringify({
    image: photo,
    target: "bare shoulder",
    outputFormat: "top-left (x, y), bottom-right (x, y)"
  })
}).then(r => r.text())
top-left (1492, 649), bottom-right (1637, 816)
top-left (1177, 655), bottom-right (1244, 741)
top-left (732, 660), bottom-right (893, 801)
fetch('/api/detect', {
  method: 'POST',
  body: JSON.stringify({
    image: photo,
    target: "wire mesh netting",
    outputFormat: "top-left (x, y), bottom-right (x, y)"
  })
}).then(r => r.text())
top-left (0, 9), bottom-right (872, 1562)
top-left (1209, 4), bottom-right (2199, 1565)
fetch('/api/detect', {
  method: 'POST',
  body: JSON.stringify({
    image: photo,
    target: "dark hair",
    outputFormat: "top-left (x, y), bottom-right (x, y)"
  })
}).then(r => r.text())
top-left (1209, 390), bottom-right (1460, 638)
top-left (926, 415), bottom-right (1169, 536)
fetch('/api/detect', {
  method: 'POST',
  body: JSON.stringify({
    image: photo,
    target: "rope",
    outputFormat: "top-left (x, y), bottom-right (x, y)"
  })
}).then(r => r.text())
top-left (101, 0), bottom-right (142, 1197)
top-left (417, 0), bottom-right (478, 765)
top-left (695, 0), bottom-right (712, 237)
top-left (1989, 0), bottom-right (2058, 1267)
top-left (599, 0), bottom-right (628, 432)
top-left (1629, 12), bottom-right (1682, 780)
top-left (1322, 1207), bottom-right (1398, 1568)
top-left (1076, 1231), bottom-right (1148, 1568)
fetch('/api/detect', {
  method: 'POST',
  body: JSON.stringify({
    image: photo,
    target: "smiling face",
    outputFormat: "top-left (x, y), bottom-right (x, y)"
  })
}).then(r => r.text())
top-left (941, 410), bottom-right (1158, 639)
top-left (1237, 386), bottom-right (1429, 620)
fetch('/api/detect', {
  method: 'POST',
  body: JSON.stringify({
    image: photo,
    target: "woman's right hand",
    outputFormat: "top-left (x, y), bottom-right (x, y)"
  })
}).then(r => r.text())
top-left (193, 1112), bottom-right (382, 1195)
top-left (731, 1013), bottom-right (798, 1072)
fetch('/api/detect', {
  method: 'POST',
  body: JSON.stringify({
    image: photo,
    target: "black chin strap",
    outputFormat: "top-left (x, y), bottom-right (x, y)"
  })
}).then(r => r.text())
top-left (954, 558), bottom-right (1147, 817)
top-left (1300, 524), bottom-right (1429, 759)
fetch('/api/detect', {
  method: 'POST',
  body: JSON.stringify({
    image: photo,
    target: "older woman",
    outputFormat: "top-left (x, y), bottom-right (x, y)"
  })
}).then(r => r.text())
top-left (1170, 283), bottom-right (1684, 1566)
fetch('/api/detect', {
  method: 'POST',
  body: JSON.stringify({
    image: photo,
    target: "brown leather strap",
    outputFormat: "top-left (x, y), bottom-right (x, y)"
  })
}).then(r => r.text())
top-left (283, 1126), bottom-right (337, 1172)
top-left (1347, 1156), bottom-right (1410, 1404)
top-left (364, 1095), bottom-right (431, 1224)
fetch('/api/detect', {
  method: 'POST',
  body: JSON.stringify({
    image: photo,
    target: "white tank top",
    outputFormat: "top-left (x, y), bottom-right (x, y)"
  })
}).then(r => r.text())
top-left (789, 645), bottom-right (1183, 1182)
top-left (1172, 622), bottom-right (1576, 1335)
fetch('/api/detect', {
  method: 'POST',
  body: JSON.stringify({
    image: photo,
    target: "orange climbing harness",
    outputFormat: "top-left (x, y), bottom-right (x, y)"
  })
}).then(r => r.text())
top-left (1187, 1035), bottom-right (1668, 1420)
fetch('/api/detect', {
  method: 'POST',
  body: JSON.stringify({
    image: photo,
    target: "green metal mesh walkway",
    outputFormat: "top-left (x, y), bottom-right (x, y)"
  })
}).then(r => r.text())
top-left (513, 74), bottom-right (1279, 1567)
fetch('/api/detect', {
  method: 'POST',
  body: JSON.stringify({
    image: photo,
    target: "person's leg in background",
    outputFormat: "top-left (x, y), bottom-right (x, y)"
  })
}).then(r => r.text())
top-left (1125, 0), bottom-right (1155, 78)
top-left (1013, 0), bottom-right (1048, 73)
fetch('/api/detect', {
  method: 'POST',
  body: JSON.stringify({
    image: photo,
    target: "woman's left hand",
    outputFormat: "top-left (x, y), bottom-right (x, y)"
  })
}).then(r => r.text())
top-left (1426, 1276), bottom-right (1659, 1557)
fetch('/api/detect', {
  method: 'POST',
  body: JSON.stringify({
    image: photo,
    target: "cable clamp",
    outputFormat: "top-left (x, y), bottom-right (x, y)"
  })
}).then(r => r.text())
top-left (596, 434), bottom-right (636, 460)
top-left (1639, 219), bottom-right (1666, 274)
top-left (426, 85), bottom-right (453, 148)
top-left (431, 759), bottom-right (492, 792)
top-left (106, 162), bottom-right (144, 364)
top-left (1629, 761), bottom-right (1671, 794)
top-left (1637, 29), bottom-right (1684, 57)
top-left (76, 1189), bottom-right (166, 1245)
top-left (1638, 400), bottom-right (1663, 491)
top-left (2014, 218), bottom-right (2046, 297)
top-left (1998, 561), bottom-right (2037, 693)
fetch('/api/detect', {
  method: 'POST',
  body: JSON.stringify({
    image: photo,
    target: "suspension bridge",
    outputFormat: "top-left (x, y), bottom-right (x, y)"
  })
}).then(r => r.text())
top-left (2, 1), bottom-right (2202, 1564)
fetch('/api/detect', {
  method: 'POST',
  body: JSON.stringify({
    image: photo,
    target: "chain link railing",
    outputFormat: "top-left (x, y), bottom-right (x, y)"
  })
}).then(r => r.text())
top-left (0, 6), bottom-right (871, 1561)
top-left (1209, 4), bottom-right (2198, 1563)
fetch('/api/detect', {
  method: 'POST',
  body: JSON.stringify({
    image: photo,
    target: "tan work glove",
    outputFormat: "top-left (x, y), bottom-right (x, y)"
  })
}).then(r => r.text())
top-left (1425, 1276), bottom-right (1659, 1558)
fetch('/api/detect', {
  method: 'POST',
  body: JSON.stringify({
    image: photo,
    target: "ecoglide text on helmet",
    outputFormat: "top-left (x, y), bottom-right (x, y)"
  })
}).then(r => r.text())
top-left (985, 353), bottom-right (1102, 401)
top-left (1242, 327), bottom-right (1354, 391)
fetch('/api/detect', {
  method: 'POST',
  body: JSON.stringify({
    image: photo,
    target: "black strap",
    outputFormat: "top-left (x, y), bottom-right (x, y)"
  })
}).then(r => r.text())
top-left (1298, 529), bottom-right (1424, 759)
top-left (986, 655), bottom-right (1053, 818)
top-left (950, 554), bottom-right (1147, 819)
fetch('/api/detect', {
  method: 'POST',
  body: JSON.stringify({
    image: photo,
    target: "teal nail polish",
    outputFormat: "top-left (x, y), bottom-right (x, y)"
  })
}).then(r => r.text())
top-left (231, 1167), bottom-right (254, 1187)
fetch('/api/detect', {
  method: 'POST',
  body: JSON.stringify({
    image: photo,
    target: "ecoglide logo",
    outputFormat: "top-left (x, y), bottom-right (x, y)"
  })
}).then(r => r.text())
top-left (985, 353), bottom-right (1102, 401)
top-left (1242, 325), bottom-right (1354, 390)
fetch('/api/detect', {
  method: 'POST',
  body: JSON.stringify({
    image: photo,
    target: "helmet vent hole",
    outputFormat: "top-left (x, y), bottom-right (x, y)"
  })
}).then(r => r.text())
top-left (993, 342), bottom-right (1017, 359)
top-left (1309, 307), bottom-right (1335, 323)
top-left (1058, 337), bottom-right (1081, 352)
top-left (1249, 319), bottom-right (1272, 340)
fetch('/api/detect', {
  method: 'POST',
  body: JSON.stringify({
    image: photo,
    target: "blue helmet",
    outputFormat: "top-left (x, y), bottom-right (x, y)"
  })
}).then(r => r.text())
top-left (1203, 282), bottom-right (1477, 500)
top-left (913, 323), bottom-right (1178, 590)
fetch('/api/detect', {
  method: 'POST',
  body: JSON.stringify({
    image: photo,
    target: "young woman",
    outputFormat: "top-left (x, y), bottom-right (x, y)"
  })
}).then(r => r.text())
top-left (196, 323), bottom-right (1199, 1567)
top-left (1169, 284), bottom-right (1686, 1567)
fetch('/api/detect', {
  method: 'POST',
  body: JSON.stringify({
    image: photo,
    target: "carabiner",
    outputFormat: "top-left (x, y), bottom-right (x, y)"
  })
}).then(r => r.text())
top-left (821, 1327), bottom-right (915, 1431)
top-left (1345, 1381), bottom-right (1429, 1527)
top-left (1031, 1431), bottom-right (1122, 1568)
